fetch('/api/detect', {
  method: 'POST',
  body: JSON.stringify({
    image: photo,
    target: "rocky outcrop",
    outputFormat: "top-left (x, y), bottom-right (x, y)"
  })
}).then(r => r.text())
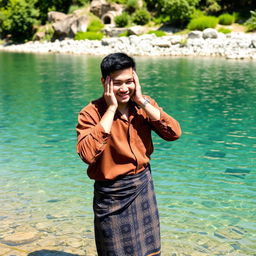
top-left (47, 11), bottom-right (67, 23)
top-left (52, 13), bottom-right (88, 40)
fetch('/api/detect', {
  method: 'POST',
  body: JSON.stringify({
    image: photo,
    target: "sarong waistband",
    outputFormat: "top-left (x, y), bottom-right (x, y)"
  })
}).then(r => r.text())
top-left (93, 165), bottom-right (151, 219)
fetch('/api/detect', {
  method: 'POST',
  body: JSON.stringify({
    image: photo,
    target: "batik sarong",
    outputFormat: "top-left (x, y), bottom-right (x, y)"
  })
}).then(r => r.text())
top-left (93, 165), bottom-right (161, 256)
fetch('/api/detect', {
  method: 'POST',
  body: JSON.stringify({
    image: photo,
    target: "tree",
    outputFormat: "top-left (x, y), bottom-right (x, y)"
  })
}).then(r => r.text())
top-left (1, 0), bottom-right (39, 42)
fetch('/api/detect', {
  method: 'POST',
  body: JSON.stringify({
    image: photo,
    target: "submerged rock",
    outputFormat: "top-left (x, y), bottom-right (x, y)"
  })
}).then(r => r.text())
top-left (225, 168), bottom-right (250, 178)
top-left (1, 231), bottom-right (39, 246)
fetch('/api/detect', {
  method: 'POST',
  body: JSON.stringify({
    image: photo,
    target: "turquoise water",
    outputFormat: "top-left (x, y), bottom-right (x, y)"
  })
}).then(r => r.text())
top-left (0, 52), bottom-right (255, 255)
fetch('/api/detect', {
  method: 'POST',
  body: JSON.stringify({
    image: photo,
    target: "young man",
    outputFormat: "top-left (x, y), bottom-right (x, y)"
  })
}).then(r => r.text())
top-left (76, 53), bottom-right (181, 256)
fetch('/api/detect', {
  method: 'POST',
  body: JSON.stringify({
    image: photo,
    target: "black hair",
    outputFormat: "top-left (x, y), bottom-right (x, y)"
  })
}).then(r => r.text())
top-left (100, 52), bottom-right (136, 79)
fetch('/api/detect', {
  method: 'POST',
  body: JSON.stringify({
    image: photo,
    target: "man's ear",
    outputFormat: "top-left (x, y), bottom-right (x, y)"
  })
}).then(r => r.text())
top-left (101, 77), bottom-right (105, 86)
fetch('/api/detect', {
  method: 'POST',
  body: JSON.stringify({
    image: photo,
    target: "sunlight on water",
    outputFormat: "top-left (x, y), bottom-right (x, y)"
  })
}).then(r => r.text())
top-left (0, 53), bottom-right (255, 255)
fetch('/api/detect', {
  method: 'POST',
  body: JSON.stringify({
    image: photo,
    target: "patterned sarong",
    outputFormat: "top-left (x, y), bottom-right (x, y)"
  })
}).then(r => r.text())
top-left (93, 165), bottom-right (161, 256)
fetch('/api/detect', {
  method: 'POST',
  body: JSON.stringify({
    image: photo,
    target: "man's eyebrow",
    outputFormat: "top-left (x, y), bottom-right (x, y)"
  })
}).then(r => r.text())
top-left (113, 78), bottom-right (133, 82)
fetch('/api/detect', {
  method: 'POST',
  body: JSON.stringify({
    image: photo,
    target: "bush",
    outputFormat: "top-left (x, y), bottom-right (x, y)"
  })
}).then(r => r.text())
top-left (218, 13), bottom-right (235, 25)
top-left (74, 31), bottom-right (104, 40)
top-left (132, 9), bottom-right (151, 25)
top-left (245, 10), bottom-right (256, 32)
top-left (187, 16), bottom-right (218, 30)
top-left (218, 27), bottom-right (232, 34)
top-left (126, 0), bottom-right (138, 13)
top-left (115, 12), bottom-right (129, 27)
top-left (87, 18), bottom-right (104, 32)
top-left (0, 0), bottom-right (39, 42)
top-left (147, 30), bottom-right (167, 37)
top-left (153, 15), bottom-right (170, 25)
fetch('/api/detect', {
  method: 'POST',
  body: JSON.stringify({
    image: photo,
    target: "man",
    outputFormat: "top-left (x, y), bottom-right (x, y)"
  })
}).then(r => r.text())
top-left (76, 53), bottom-right (181, 256)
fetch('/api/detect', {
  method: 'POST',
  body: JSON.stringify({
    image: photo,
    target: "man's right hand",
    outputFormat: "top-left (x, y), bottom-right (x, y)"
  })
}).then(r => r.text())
top-left (103, 76), bottom-right (118, 111)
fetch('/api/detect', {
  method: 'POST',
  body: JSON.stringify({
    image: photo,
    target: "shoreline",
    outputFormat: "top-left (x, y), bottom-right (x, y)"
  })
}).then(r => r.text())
top-left (1, 31), bottom-right (256, 60)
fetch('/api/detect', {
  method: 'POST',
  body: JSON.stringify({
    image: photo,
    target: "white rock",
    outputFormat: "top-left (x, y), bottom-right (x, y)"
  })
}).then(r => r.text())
top-left (203, 28), bottom-right (218, 39)
top-left (188, 31), bottom-right (203, 39)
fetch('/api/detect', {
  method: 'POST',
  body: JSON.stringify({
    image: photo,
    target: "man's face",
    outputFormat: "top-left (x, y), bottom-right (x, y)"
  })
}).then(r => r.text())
top-left (109, 67), bottom-right (135, 105)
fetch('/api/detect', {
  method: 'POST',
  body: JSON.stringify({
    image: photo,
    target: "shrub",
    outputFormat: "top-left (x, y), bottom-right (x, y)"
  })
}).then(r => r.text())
top-left (126, 0), bottom-right (138, 13)
top-left (245, 10), bottom-right (256, 32)
top-left (74, 31), bottom-right (104, 40)
top-left (218, 27), bottom-right (232, 34)
top-left (147, 30), bottom-right (167, 37)
top-left (187, 16), bottom-right (218, 31)
top-left (87, 18), bottom-right (104, 32)
top-left (218, 13), bottom-right (234, 25)
top-left (132, 9), bottom-right (151, 25)
top-left (0, 0), bottom-right (39, 42)
top-left (118, 31), bottom-right (129, 37)
top-left (115, 12), bottom-right (129, 27)
top-left (153, 15), bottom-right (170, 25)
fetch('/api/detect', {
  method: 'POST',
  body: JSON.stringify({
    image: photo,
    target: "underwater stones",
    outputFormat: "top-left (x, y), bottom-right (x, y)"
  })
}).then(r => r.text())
top-left (205, 151), bottom-right (226, 158)
top-left (225, 168), bottom-right (250, 178)
top-left (1, 230), bottom-right (39, 246)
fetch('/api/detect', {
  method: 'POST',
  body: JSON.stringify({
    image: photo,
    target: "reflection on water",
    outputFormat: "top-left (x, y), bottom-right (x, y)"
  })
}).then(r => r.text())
top-left (0, 53), bottom-right (255, 255)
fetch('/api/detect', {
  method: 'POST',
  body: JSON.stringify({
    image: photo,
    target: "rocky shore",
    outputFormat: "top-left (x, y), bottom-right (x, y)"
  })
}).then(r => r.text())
top-left (1, 29), bottom-right (256, 60)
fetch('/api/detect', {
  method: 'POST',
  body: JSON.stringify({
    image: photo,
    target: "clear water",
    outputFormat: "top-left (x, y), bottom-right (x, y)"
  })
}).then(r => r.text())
top-left (0, 52), bottom-right (255, 255)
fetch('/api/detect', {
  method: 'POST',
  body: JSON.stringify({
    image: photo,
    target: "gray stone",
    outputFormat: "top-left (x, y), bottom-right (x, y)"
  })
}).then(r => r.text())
top-left (90, 0), bottom-right (122, 18)
top-left (103, 27), bottom-right (127, 37)
top-left (203, 28), bottom-right (218, 39)
top-left (250, 39), bottom-right (256, 48)
top-left (188, 31), bottom-right (203, 39)
top-left (152, 38), bottom-right (171, 48)
top-left (128, 26), bottom-right (146, 36)
top-left (47, 11), bottom-right (67, 23)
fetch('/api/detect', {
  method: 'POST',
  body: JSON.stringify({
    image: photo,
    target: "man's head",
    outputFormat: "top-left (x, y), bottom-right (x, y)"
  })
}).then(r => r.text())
top-left (100, 53), bottom-right (136, 79)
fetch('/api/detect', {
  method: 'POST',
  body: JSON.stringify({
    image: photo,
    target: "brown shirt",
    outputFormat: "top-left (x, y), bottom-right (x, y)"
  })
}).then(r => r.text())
top-left (76, 96), bottom-right (181, 180)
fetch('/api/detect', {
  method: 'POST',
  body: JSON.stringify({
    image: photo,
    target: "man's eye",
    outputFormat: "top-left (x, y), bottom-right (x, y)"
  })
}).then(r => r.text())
top-left (127, 80), bottom-right (133, 84)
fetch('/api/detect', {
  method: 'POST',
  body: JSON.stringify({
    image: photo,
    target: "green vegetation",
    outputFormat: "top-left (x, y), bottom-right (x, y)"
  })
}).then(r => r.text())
top-left (147, 30), bottom-right (167, 37)
top-left (115, 12), bottom-right (129, 27)
top-left (218, 27), bottom-right (232, 34)
top-left (74, 31), bottom-right (104, 40)
top-left (87, 18), bottom-right (104, 32)
top-left (0, 0), bottom-right (255, 43)
top-left (218, 13), bottom-right (235, 25)
top-left (132, 9), bottom-right (151, 25)
top-left (245, 10), bottom-right (256, 32)
top-left (187, 16), bottom-right (218, 31)
top-left (118, 30), bottom-right (129, 37)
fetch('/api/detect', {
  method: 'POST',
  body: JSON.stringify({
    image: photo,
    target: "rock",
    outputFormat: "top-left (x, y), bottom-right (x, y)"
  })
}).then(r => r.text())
top-left (1, 231), bottom-right (39, 246)
top-left (128, 26), bottom-right (146, 36)
top-left (152, 38), bottom-right (171, 48)
top-left (103, 27), bottom-right (127, 37)
top-left (52, 14), bottom-right (88, 40)
top-left (34, 31), bottom-right (45, 41)
top-left (47, 11), bottom-right (67, 23)
top-left (90, 0), bottom-right (122, 18)
top-left (188, 31), bottom-right (203, 39)
top-left (250, 39), bottom-right (256, 48)
top-left (203, 28), bottom-right (218, 39)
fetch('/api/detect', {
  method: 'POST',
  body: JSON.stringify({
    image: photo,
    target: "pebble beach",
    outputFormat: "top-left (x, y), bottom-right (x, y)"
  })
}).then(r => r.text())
top-left (1, 30), bottom-right (256, 59)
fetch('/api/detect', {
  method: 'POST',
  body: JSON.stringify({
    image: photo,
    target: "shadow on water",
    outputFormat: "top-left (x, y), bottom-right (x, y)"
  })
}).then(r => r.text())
top-left (28, 250), bottom-right (80, 256)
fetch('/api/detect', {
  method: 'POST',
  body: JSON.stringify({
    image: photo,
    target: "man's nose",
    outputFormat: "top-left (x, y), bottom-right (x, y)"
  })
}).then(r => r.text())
top-left (119, 83), bottom-right (128, 91)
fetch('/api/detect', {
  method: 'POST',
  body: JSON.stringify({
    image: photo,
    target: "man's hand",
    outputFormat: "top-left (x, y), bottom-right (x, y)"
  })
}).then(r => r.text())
top-left (132, 71), bottom-right (145, 106)
top-left (103, 76), bottom-right (118, 111)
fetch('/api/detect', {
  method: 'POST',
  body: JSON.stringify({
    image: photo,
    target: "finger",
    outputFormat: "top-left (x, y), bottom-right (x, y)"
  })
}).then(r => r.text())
top-left (105, 76), bottom-right (110, 93)
top-left (109, 78), bottom-right (113, 94)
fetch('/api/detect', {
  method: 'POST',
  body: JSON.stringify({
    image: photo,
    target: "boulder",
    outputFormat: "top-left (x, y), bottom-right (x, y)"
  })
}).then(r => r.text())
top-left (203, 28), bottom-right (218, 39)
top-left (52, 14), bottom-right (88, 40)
top-left (103, 26), bottom-right (127, 37)
top-left (34, 31), bottom-right (45, 41)
top-left (188, 31), bottom-right (203, 39)
top-left (48, 11), bottom-right (67, 23)
top-left (250, 39), bottom-right (256, 48)
top-left (128, 26), bottom-right (146, 36)
top-left (152, 38), bottom-right (171, 48)
top-left (90, 0), bottom-right (122, 18)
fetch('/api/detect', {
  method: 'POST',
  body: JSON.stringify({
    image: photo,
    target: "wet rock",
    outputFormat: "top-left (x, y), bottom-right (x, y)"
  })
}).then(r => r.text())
top-left (1, 231), bottom-right (39, 246)
top-left (205, 151), bottom-right (226, 158)
top-left (225, 168), bottom-right (250, 178)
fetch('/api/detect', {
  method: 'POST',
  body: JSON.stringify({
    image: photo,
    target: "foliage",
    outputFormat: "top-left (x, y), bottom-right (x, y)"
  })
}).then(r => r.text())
top-left (68, 5), bottom-right (81, 14)
top-left (125, 0), bottom-right (138, 13)
top-left (74, 31), bottom-right (104, 40)
top-left (187, 15), bottom-right (218, 30)
top-left (115, 12), bottom-right (129, 27)
top-left (132, 9), bottom-right (151, 25)
top-left (0, 0), bottom-right (39, 42)
top-left (87, 18), bottom-right (104, 32)
top-left (156, 0), bottom-right (200, 27)
top-left (32, 24), bottom-right (54, 41)
top-left (118, 30), bottom-right (129, 37)
top-left (147, 30), bottom-right (167, 37)
top-left (245, 10), bottom-right (256, 32)
top-left (218, 27), bottom-right (232, 33)
top-left (152, 15), bottom-right (170, 25)
top-left (108, 0), bottom-right (127, 4)
top-left (218, 13), bottom-right (234, 25)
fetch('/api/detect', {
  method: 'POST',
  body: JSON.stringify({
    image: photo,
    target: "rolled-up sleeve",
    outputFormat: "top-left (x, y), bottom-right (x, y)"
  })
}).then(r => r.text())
top-left (76, 107), bottom-right (110, 164)
top-left (148, 97), bottom-right (182, 141)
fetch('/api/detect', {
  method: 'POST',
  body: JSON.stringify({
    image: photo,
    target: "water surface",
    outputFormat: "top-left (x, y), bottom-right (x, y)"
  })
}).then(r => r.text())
top-left (0, 52), bottom-right (255, 255)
